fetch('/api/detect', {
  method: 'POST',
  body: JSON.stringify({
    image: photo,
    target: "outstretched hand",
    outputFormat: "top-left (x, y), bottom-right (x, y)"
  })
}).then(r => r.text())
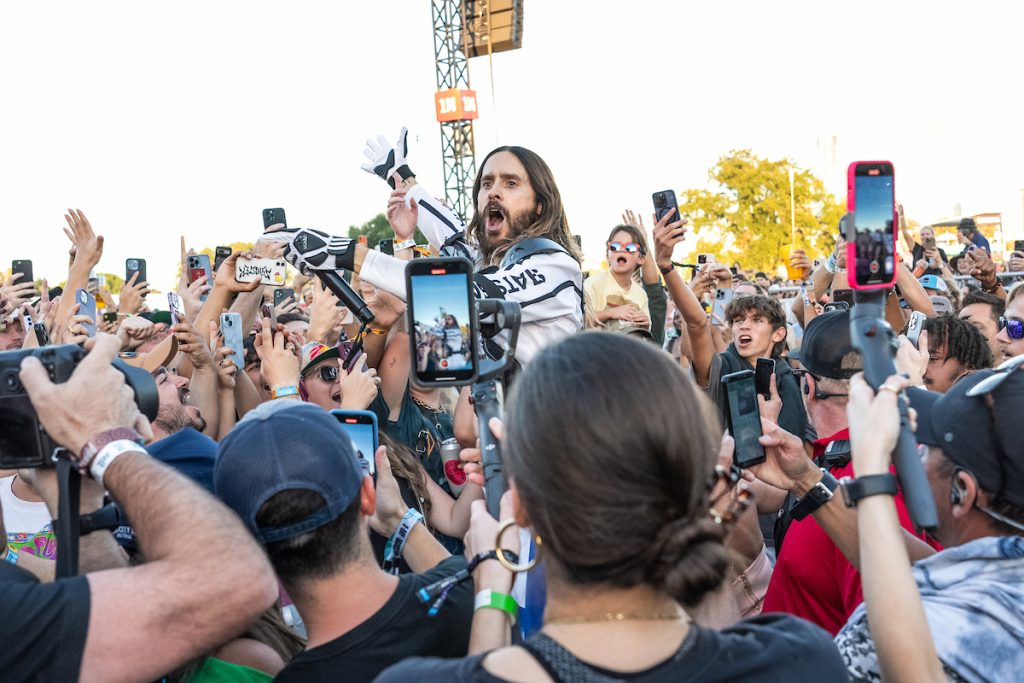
top-left (361, 127), bottom-right (412, 188)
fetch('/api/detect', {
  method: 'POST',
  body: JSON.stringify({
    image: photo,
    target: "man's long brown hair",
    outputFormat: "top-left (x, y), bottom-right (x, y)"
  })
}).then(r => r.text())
top-left (468, 146), bottom-right (583, 266)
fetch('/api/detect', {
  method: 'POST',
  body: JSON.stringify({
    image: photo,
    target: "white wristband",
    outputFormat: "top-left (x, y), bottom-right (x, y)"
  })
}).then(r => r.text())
top-left (90, 440), bottom-right (144, 487)
top-left (393, 238), bottom-right (416, 251)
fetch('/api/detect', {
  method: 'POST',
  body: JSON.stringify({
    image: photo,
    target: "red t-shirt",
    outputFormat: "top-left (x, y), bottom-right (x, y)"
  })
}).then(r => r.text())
top-left (762, 428), bottom-right (941, 635)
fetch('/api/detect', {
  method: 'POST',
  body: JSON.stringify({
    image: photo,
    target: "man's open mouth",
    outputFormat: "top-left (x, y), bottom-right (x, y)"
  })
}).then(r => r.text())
top-left (485, 204), bottom-right (506, 233)
top-left (737, 334), bottom-right (753, 346)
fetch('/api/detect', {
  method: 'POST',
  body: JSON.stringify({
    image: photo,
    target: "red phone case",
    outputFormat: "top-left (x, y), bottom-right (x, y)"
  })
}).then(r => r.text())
top-left (846, 161), bottom-right (898, 291)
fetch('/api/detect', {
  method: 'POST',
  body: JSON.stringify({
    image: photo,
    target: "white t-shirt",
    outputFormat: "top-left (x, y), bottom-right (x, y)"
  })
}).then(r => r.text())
top-left (1, 475), bottom-right (53, 545)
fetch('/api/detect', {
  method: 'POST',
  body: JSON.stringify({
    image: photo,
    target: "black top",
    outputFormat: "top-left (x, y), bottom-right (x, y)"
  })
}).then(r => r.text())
top-left (274, 556), bottom-right (472, 683)
top-left (0, 561), bottom-right (91, 682)
top-left (376, 614), bottom-right (846, 682)
top-left (911, 242), bottom-right (949, 277)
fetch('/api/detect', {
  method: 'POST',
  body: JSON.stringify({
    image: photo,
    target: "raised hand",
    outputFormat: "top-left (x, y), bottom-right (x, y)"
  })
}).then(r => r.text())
top-left (338, 357), bottom-right (381, 410)
top-left (651, 207), bottom-right (688, 270)
top-left (1, 273), bottom-right (37, 310)
top-left (63, 209), bottom-right (104, 270)
top-left (253, 317), bottom-right (299, 394)
top-left (361, 126), bottom-right (413, 188)
top-left (178, 275), bottom-right (209, 322)
top-left (386, 188), bottom-right (419, 242)
top-left (118, 272), bottom-right (150, 315)
top-left (171, 319), bottom-right (214, 371)
top-left (214, 251), bottom-right (263, 293)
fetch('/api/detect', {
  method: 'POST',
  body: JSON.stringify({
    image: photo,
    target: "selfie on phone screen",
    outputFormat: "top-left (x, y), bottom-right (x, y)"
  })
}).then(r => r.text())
top-left (408, 260), bottom-right (476, 385)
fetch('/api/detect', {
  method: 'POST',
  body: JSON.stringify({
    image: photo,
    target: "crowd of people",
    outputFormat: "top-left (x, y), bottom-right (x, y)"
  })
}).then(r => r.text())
top-left (1, 127), bottom-right (1023, 682)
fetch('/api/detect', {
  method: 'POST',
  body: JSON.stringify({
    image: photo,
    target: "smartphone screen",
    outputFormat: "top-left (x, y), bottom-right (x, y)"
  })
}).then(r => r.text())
top-left (406, 258), bottom-right (477, 386)
top-left (652, 190), bottom-right (680, 225)
top-left (754, 358), bottom-right (775, 400)
top-left (722, 370), bottom-right (766, 468)
top-left (167, 292), bottom-right (185, 325)
top-left (330, 410), bottom-right (378, 476)
top-left (850, 162), bottom-right (897, 289)
top-left (262, 208), bottom-right (287, 230)
top-left (76, 288), bottom-right (97, 337)
top-left (126, 258), bottom-right (147, 285)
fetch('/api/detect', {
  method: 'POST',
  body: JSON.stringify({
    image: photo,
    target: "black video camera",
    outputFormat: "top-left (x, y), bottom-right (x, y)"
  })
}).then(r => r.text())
top-left (0, 344), bottom-right (159, 469)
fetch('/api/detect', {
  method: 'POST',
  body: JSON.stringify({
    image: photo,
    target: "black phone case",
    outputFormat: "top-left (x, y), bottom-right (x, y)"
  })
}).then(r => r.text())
top-left (126, 259), bottom-right (147, 284)
top-left (652, 190), bottom-right (679, 225)
top-left (11, 260), bottom-right (33, 285)
top-left (755, 360), bottom-right (774, 400)
top-left (274, 288), bottom-right (295, 306)
top-left (263, 208), bottom-right (286, 230)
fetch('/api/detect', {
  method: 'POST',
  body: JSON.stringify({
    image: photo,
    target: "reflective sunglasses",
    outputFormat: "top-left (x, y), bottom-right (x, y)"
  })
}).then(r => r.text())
top-left (998, 317), bottom-right (1024, 341)
top-left (307, 364), bottom-right (339, 383)
top-left (608, 241), bottom-right (642, 254)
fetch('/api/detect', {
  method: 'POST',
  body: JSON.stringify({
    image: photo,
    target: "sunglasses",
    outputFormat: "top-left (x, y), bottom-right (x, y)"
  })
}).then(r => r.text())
top-left (608, 241), bottom-right (642, 254)
top-left (998, 317), bottom-right (1024, 341)
top-left (307, 364), bottom-right (339, 383)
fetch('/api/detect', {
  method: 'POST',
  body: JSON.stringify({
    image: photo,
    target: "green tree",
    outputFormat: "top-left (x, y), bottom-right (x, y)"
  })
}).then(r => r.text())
top-left (348, 213), bottom-right (426, 247)
top-left (678, 150), bottom-right (845, 273)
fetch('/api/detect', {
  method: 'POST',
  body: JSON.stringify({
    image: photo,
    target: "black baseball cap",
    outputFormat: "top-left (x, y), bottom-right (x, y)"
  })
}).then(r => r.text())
top-left (908, 360), bottom-right (1024, 507)
top-left (790, 310), bottom-right (860, 379)
top-left (214, 401), bottom-right (364, 543)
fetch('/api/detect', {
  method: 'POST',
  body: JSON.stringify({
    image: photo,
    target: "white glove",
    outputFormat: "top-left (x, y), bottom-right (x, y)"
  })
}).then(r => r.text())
top-left (262, 226), bottom-right (356, 274)
top-left (361, 127), bottom-right (414, 189)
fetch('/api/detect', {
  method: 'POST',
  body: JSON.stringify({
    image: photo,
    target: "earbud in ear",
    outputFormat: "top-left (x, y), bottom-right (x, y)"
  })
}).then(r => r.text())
top-left (950, 486), bottom-right (964, 505)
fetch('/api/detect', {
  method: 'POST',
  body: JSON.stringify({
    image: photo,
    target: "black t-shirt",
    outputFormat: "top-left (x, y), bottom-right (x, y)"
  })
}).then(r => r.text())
top-left (377, 614), bottom-right (846, 682)
top-left (274, 556), bottom-right (472, 683)
top-left (911, 242), bottom-right (948, 276)
top-left (0, 561), bottom-right (91, 681)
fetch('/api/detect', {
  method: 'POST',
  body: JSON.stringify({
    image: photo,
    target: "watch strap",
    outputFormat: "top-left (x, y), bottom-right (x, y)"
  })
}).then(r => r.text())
top-left (840, 473), bottom-right (898, 508)
top-left (790, 469), bottom-right (839, 520)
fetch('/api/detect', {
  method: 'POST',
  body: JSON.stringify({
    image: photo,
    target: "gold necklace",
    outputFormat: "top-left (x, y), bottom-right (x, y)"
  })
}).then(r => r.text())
top-left (544, 611), bottom-right (688, 626)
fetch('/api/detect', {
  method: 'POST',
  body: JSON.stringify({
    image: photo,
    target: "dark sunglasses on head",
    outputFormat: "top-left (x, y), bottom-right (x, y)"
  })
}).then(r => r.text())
top-left (608, 241), bottom-right (642, 254)
top-left (308, 364), bottom-right (339, 383)
top-left (998, 317), bottom-right (1024, 341)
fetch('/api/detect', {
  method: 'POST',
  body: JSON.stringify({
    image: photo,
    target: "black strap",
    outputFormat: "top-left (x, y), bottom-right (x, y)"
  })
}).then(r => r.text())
top-left (816, 440), bottom-right (851, 469)
top-left (499, 237), bottom-right (570, 269)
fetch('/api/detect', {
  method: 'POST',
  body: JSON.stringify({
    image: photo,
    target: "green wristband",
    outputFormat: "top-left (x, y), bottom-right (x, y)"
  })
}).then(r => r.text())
top-left (474, 589), bottom-right (518, 624)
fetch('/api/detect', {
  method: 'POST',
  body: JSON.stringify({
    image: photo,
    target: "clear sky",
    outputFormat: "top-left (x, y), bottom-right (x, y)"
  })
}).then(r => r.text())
top-left (3, 1), bottom-right (1023, 294)
top-left (410, 273), bottom-right (471, 328)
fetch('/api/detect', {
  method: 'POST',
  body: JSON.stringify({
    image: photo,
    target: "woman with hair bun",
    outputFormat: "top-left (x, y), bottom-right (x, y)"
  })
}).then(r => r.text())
top-left (380, 332), bottom-right (845, 681)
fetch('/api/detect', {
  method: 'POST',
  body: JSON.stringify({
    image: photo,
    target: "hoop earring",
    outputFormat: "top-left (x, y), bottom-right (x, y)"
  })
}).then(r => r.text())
top-left (495, 518), bottom-right (541, 573)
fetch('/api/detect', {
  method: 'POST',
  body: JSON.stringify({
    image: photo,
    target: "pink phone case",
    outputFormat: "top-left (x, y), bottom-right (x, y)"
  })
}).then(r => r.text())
top-left (846, 160), bottom-right (898, 291)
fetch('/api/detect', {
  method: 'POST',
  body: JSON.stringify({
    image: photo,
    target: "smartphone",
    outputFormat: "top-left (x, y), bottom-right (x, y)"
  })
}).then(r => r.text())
top-left (236, 257), bottom-right (287, 286)
top-left (922, 235), bottom-right (936, 251)
top-left (125, 258), bottom-right (147, 285)
top-left (260, 302), bottom-right (277, 326)
top-left (906, 310), bottom-right (927, 348)
top-left (330, 409), bottom-right (378, 477)
top-left (721, 369), bottom-right (766, 468)
top-left (274, 288), bottom-right (296, 308)
top-left (187, 254), bottom-right (212, 290)
top-left (219, 312), bottom-right (244, 373)
top-left (76, 289), bottom-right (97, 337)
top-left (711, 287), bottom-right (733, 323)
top-left (823, 301), bottom-right (850, 313)
top-left (847, 161), bottom-right (897, 290)
top-left (754, 358), bottom-right (775, 401)
top-left (652, 189), bottom-right (680, 225)
top-left (262, 208), bottom-right (286, 230)
top-left (1014, 240), bottom-right (1024, 255)
top-left (378, 239), bottom-right (395, 256)
top-left (33, 322), bottom-right (50, 346)
top-left (832, 289), bottom-right (854, 306)
top-left (103, 311), bottom-right (119, 323)
top-left (167, 292), bottom-right (185, 325)
top-left (697, 253), bottom-right (715, 266)
top-left (11, 260), bottom-right (33, 288)
top-left (214, 246), bottom-right (232, 274)
top-left (406, 257), bottom-right (478, 387)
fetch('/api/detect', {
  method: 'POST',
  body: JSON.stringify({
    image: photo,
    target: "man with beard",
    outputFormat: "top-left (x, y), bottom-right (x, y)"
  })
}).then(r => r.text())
top-left (263, 133), bottom-right (584, 366)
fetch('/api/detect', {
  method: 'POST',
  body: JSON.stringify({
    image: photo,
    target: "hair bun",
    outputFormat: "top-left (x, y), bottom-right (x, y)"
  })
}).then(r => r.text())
top-left (647, 516), bottom-right (730, 608)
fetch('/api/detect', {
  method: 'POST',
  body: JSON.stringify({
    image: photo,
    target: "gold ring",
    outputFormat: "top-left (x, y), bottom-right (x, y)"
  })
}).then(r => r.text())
top-left (878, 384), bottom-right (900, 395)
top-left (494, 518), bottom-right (540, 573)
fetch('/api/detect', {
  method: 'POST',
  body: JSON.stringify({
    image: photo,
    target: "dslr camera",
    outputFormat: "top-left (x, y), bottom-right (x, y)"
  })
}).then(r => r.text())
top-left (0, 344), bottom-right (158, 469)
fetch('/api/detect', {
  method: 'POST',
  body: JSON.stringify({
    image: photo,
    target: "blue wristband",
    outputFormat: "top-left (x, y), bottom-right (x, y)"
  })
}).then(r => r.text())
top-left (4, 547), bottom-right (19, 565)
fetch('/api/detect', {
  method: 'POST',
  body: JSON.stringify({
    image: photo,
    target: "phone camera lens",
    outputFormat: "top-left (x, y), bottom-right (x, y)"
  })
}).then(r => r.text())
top-left (654, 195), bottom-right (666, 208)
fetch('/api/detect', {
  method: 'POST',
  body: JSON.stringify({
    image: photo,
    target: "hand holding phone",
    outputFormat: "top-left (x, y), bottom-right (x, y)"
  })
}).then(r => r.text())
top-left (330, 410), bottom-right (379, 477)
top-left (847, 161), bottom-right (897, 290)
top-left (406, 258), bottom-right (478, 387)
top-left (167, 292), bottom-right (186, 325)
top-left (76, 289), bottom-right (97, 337)
top-left (652, 190), bottom-right (680, 226)
top-left (236, 257), bottom-right (287, 286)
